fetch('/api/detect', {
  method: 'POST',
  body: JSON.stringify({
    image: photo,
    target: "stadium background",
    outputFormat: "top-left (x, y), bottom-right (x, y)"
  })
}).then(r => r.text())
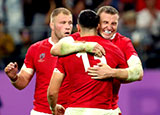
top-left (0, 0), bottom-right (160, 115)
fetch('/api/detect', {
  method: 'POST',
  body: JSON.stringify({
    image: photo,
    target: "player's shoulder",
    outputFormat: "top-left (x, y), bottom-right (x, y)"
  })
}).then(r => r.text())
top-left (29, 38), bottom-right (49, 49)
top-left (93, 35), bottom-right (108, 42)
top-left (70, 32), bottom-right (80, 40)
top-left (104, 38), bottom-right (124, 55)
top-left (106, 41), bottom-right (121, 52)
top-left (116, 33), bottom-right (131, 42)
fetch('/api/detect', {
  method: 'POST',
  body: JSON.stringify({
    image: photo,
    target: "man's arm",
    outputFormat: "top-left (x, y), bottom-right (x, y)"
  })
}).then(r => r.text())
top-left (47, 69), bottom-right (65, 114)
top-left (4, 62), bottom-right (34, 90)
top-left (88, 55), bottom-right (143, 82)
top-left (50, 36), bottom-right (105, 57)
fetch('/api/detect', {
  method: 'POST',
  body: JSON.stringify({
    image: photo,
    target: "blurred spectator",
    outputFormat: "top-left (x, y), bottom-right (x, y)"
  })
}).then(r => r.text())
top-left (0, 0), bottom-right (159, 69)
top-left (4, 0), bottom-right (24, 45)
top-left (117, 10), bottom-right (149, 67)
top-left (136, 0), bottom-right (160, 38)
top-left (13, 28), bottom-right (32, 67)
top-left (136, 0), bottom-right (160, 68)
top-left (22, 0), bottom-right (56, 43)
top-left (64, 0), bottom-right (86, 32)
top-left (0, 20), bottom-right (15, 70)
top-left (118, 10), bottom-right (137, 38)
top-left (0, 0), bottom-right (3, 20)
top-left (19, 28), bottom-right (32, 58)
top-left (118, 0), bottom-right (160, 68)
top-left (118, 0), bottom-right (160, 12)
top-left (85, 0), bottom-right (104, 9)
top-left (136, 0), bottom-right (160, 11)
top-left (97, 0), bottom-right (120, 10)
top-left (119, 0), bottom-right (135, 13)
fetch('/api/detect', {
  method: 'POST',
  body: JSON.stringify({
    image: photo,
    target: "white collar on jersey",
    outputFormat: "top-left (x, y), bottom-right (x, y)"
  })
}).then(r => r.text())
top-left (110, 33), bottom-right (116, 40)
top-left (48, 37), bottom-right (55, 46)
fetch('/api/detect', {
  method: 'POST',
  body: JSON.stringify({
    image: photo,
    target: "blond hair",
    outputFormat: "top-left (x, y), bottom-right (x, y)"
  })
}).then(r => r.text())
top-left (50, 7), bottom-right (72, 22)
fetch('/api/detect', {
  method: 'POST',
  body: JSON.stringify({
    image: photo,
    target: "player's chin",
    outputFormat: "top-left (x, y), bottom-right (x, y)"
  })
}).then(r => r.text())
top-left (63, 34), bottom-right (69, 37)
top-left (102, 33), bottom-right (112, 40)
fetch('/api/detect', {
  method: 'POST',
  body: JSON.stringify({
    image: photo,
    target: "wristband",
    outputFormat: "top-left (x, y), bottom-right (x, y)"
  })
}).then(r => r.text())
top-left (10, 75), bottom-right (18, 82)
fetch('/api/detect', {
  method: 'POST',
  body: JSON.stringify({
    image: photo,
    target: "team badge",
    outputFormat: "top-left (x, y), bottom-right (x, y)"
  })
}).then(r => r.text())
top-left (38, 53), bottom-right (45, 62)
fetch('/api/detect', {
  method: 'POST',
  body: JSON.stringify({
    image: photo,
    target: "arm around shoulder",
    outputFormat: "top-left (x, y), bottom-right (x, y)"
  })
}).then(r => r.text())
top-left (126, 55), bottom-right (143, 81)
top-left (50, 36), bottom-right (75, 56)
top-left (113, 55), bottom-right (143, 82)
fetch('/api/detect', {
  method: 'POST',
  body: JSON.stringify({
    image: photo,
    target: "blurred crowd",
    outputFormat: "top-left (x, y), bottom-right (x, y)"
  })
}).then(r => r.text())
top-left (0, 0), bottom-right (160, 70)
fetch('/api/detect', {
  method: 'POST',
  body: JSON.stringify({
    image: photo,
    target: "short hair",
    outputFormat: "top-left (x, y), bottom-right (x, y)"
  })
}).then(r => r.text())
top-left (97, 6), bottom-right (119, 16)
top-left (50, 7), bottom-right (72, 22)
top-left (77, 9), bottom-right (100, 29)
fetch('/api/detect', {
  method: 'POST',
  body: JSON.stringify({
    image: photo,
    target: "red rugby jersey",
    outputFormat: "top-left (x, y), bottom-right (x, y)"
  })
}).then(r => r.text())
top-left (56, 36), bottom-right (127, 109)
top-left (111, 33), bottom-right (138, 109)
top-left (24, 38), bottom-right (57, 114)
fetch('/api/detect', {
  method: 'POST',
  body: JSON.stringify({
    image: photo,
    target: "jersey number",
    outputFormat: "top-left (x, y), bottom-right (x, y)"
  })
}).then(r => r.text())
top-left (76, 52), bottom-right (107, 72)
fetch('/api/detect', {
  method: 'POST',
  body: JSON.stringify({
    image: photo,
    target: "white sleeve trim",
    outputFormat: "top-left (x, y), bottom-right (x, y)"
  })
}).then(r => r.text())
top-left (127, 55), bottom-right (141, 66)
top-left (21, 64), bottom-right (34, 75)
top-left (53, 68), bottom-right (62, 73)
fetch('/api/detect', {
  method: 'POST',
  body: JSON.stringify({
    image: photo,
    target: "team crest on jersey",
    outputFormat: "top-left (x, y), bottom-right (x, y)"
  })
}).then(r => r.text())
top-left (38, 53), bottom-right (45, 62)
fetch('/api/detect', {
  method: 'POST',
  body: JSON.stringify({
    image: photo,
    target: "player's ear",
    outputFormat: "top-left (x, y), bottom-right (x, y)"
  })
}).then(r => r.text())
top-left (50, 21), bottom-right (54, 31)
top-left (76, 24), bottom-right (81, 32)
top-left (97, 23), bottom-right (100, 31)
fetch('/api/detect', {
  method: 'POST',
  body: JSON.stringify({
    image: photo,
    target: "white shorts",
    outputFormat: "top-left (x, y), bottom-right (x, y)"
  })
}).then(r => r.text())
top-left (116, 107), bottom-right (121, 114)
top-left (65, 107), bottom-right (119, 115)
top-left (30, 109), bottom-right (52, 115)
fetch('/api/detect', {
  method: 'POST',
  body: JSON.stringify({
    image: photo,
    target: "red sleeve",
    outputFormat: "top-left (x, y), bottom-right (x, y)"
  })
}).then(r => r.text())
top-left (56, 57), bottom-right (68, 108)
top-left (56, 57), bottom-right (65, 74)
top-left (122, 38), bottom-right (138, 61)
top-left (24, 44), bottom-right (36, 69)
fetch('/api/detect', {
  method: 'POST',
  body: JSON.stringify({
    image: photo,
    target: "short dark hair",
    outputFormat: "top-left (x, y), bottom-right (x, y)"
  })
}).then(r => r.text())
top-left (77, 9), bottom-right (100, 29)
top-left (97, 6), bottom-right (119, 16)
top-left (50, 7), bottom-right (72, 22)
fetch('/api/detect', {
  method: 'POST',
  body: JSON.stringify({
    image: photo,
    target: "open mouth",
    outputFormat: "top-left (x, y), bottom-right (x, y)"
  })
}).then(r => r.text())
top-left (64, 32), bottom-right (70, 35)
top-left (104, 30), bottom-right (111, 34)
top-left (65, 32), bottom-right (70, 34)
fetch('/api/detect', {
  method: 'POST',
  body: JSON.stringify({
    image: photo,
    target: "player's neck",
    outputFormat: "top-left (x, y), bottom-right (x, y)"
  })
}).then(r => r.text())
top-left (80, 29), bottom-right (97, 37)
top-left (51, 31), bottom-right (60, 44)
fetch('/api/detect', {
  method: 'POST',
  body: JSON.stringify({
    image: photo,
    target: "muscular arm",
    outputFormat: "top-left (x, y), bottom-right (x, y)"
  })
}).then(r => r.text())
top-left (125, 55), bottom-right (143, 81)
top-left (47, 69), bottom-right (65, 114)
top-left (50, 36), bottom-right (105, 57)
top-left (50, 36), bottom-right (75, 56)
top-left (113, 55), bottom-right (143, 82)
top-left (4, 62), bottom-right (34, 90)
top-left (88, 55), bottom-right (143, 82)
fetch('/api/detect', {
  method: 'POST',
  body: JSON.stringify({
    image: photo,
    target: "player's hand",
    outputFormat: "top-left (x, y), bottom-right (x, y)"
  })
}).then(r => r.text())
top-left (84, 42), bottom-right (105, 57)
top-left (87, 63), bottom-right (113, 79)
top-left (54, 104), bottom-right (65, 115)
top-left (92, 43), bottom-right (105, 57)
top-left (4, 62), bottom-right (18, 80)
